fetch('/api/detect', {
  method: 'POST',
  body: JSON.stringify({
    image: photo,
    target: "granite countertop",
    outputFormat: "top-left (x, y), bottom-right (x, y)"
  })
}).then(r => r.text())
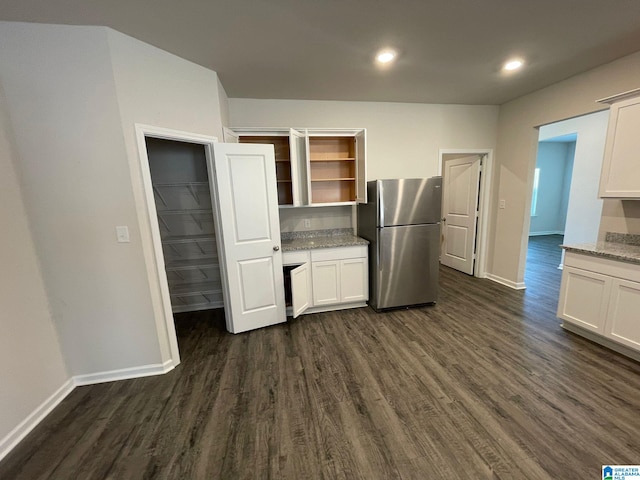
top-left (561, 232), bottom-right (640, 265)
top-left (281, 228), bottom-right (369, 252)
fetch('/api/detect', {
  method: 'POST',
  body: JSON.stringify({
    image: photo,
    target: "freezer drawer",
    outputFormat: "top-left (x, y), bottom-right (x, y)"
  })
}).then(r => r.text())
top-left (372, 223), bottom-right (440, 310)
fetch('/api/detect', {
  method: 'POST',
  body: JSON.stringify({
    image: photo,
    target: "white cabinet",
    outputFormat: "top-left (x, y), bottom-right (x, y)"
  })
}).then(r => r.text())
top-left (312, 261), bottom-right (341, 306)
top-left (226, 127), bottom-right (367, 206)
top-left (305, 128), bottom-right (367, 205)
top-left (558, 251), bottom-right (640, 358)
top-left (225, 128), bottom-right (308, 207)
top-left (605, 278), bottom-right (640, 350)
top-left (283, 245), bottom-right (368, 316)
top-left (598, 89), bottom-right (640, 198)
top-left (558, 266), bottom-right (611, 333)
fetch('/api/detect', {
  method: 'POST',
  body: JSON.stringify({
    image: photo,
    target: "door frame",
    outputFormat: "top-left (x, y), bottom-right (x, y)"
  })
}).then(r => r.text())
top-left (134, 124), bottom-right (221, 367)
top-left (438, 148), bottom-right (493, 278)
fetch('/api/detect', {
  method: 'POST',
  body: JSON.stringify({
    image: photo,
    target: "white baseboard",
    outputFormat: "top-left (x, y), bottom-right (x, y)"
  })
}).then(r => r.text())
top-left (0, 378), bottom-right (75, 462)
top-left (486, 273), bottom-right (526, 290)
top-left (0, 359), bottom-right (176, 462)
top-left (529, 231), bottom-right (564, 236)
top-left (73, 360), bottom-right (175, 386)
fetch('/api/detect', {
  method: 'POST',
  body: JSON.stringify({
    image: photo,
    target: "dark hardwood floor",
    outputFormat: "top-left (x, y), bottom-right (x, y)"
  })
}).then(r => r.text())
top-left (2, 237), bottom-right (640, 479)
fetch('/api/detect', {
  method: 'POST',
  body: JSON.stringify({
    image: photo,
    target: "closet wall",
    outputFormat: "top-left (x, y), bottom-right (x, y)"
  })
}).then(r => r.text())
top-left (146, 138), bottom-right (223, 312)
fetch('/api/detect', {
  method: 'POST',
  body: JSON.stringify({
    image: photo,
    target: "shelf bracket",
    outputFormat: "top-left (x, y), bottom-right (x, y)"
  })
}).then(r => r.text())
top-left (172, 270), bottom-right (185, 281)
top-left (190, 213), bottom-right (203, 230)
top-left (198, 267), bottom-right (209, 279)
top-left (187, 184), bottom-right (201, 205)
top-left (157, 215), bottom-right (171, 233)
top-left (195, 241), bottom-right (206, 255)
top-left (152, 185), bottom-right (169, 208)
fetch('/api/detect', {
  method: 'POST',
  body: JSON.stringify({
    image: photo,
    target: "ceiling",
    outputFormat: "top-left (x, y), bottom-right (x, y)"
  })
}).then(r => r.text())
top-left (2, 0), bottom-right (640, 105)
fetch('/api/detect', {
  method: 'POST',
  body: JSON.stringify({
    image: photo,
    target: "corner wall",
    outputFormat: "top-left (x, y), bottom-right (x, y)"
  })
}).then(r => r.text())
top-left (0, 80), bottom-right (69, 459)
top-left (0, 22), bottom-right (226, 377)
top-left (491, 50), bottom-right (640, 285)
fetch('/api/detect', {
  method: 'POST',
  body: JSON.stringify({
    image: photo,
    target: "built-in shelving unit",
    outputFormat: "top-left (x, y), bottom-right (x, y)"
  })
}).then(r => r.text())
top-left (308, 136), bottom-right (357, 204)
top-left (146, 137), bottom-right (223, 313)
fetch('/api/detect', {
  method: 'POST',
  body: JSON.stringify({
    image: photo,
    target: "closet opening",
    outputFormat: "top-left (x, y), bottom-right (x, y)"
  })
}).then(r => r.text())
top-left (145, 137), bottom-right (226, 350)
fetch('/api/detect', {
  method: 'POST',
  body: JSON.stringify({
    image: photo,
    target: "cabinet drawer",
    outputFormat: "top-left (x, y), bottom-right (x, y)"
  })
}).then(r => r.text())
top-left (283, 250), bottom-right (310, 265)
top-left (311, 245), bottom-right (367, 262)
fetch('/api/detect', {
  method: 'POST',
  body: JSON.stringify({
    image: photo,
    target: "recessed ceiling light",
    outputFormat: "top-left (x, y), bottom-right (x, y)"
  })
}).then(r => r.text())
top-left (503, 58), bottom-right (524, 71)
top-left (376, 49), bottom-right (396, 64)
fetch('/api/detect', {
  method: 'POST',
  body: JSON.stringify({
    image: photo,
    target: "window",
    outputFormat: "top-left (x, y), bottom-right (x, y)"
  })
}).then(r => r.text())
top-left (530, 168), bottom-right (540, 216)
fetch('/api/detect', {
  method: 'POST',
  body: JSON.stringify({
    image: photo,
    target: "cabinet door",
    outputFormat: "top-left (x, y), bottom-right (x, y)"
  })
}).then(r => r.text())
top-left (340, 257), bottom-right (368, 303)
top-left (355, 129), bottom-right (367, 203)
top-left (290, 262), bottom-right (312, 318)
top-left (289, 128), bottom-right (307, 206)
top-left (557, 266), bottom-right (611, 333)
top-left (605, 278), bottom-right (640, 350)
top-left (312, 260), bottom-right (340, 306)
top-left (599, 95), bottom-right (640, 198)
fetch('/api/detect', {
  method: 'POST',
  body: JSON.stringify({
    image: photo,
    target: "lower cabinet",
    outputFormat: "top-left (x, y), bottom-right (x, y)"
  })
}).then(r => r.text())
top-left (283, 245), bottom-right (368, 317)
top-left (558, 251), bottom-right (640, 357)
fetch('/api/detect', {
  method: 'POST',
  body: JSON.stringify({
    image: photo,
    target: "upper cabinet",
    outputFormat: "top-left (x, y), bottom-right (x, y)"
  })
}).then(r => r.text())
top-left (305, 128), bottom-right (367, 205)
top-left (224, 128), bottom-right (307, 207)
top-left (224, 127), bottom-right (367, 206)
top-left (598, 88), bottom-right (640, 198)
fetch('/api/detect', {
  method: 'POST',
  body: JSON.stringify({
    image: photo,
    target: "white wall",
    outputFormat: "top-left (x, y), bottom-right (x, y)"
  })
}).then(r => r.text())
top-left (107, 29), bottom-right (226, 363)
top-left (0, 22), bottom-right (226, 376)
top-left (229, 99), bottom-right (499, 180)
top-left (538, 111), bottom-right (608, 250)
top-left (0, 82), bottom-right (69, 456)
top-left (490, 50), bottom-right (640, 285)
top-left (0, 23), bottom-right (156, 375)
top-left (529, 142), bottom-right (573, 235)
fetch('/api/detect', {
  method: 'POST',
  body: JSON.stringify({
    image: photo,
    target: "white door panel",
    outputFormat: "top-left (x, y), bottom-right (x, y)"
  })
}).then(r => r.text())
top-left (291, 263), bottom-right (311, 318)
top-left (210, 143), bottom-right (286, 333)
top-left (237, 258), bottom-right (277, 311)
top-left (227, 155), bottom-right (272, 241)
top-left (441, 155), bottom-right (481, 275)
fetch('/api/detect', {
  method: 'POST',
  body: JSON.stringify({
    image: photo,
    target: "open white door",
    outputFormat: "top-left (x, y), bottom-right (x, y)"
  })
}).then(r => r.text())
top-left (210, 143), bottom-right (286, 333)
top-left (441, 155), bottom-right (481, 275)
top-left (289, 128), bottom-right (307, 206)
top-left (355, 130), bottom-right (367, 203)
top-left (290, 263), bottom-right (311, 318)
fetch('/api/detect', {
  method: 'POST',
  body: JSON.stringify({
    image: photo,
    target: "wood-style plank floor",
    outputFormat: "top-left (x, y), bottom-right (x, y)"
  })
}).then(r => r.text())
top-left (2, 235), bottom-right (640, 479)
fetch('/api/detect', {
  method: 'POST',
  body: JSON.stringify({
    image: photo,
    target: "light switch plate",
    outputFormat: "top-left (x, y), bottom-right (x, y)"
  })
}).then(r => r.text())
top-left (116, 226), bottom-right (130, 243)
top-left (499, 199), bottom-right (506, 209)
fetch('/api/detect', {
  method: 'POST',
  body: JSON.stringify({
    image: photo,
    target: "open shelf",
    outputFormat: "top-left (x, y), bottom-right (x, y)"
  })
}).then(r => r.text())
top-left (307, 135), bottom-right (357, 203)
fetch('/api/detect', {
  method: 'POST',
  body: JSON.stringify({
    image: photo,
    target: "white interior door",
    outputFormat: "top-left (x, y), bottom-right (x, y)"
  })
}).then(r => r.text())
top-left (441, 155), bottom-right (481, 275)
top-left (209, 143), bottom-right (286, 333)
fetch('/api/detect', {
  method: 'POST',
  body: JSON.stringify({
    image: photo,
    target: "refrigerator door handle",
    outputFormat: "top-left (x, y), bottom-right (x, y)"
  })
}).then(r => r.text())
top-left (378, 182), bottom-right (384, 227)
top-left (378, 236), bottom-right (383, 271)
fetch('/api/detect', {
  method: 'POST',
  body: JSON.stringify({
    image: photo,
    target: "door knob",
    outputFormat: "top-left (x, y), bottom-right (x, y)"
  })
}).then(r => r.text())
top-left (442, 218), bottom-right (446, 222)
top-left (273, 245), bottom-right (280, 251)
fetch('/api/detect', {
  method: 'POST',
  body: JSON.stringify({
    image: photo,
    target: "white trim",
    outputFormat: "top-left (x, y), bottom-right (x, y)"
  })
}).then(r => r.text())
top-left (486, 273), bottom-right (527, 290)
top-left (438, 148), bottom-right (493, 279)
top-left (134, 124), bottom-right (219, 368)
top-left (0, 378), bottom-right (75, 462)
top-left (73, 360), bottom-right (175, 386)
top-left (0, 359), bottom-right (177, 461)
top-left (529, 230), bottom-right (564, 236)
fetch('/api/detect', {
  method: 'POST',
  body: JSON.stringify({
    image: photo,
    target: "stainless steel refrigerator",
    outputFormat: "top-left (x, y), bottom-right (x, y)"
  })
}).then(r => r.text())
top-left (357, 177), bottom-right (442, 310)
